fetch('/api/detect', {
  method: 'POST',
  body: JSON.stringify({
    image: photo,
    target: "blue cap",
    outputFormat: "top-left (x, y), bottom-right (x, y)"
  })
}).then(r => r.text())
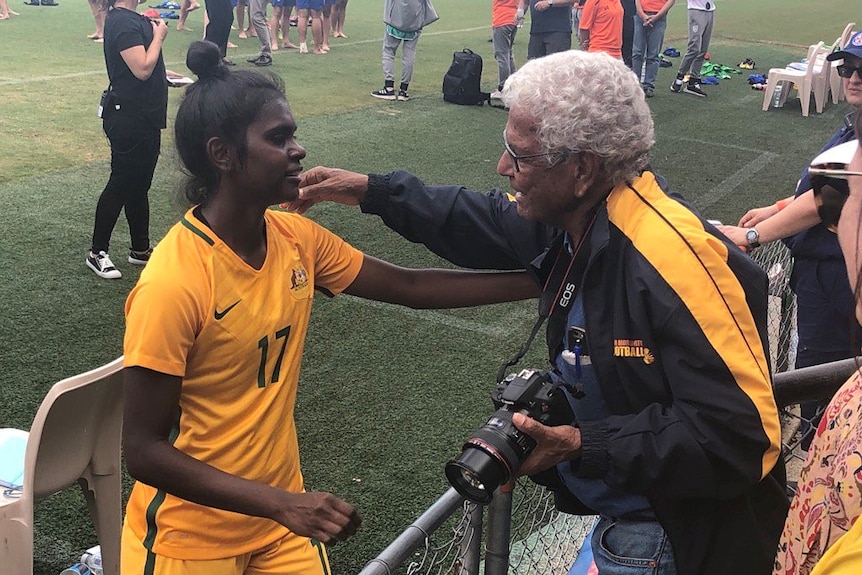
top-left (827, 30), bottom-right (862, 61)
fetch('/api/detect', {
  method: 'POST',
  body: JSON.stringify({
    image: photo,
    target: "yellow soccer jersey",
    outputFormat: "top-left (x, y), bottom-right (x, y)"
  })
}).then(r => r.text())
top-left (123, 208), bottom-right (363, 560)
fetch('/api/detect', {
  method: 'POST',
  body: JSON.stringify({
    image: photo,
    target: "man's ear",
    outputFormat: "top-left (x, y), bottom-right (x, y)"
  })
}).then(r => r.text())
top-left (206, 136), bottom-right (234, 173)
top-left (571, 152), bottom-right (605, 198)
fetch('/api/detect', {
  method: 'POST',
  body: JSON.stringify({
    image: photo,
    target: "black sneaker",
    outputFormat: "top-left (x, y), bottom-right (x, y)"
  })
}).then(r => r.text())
top-left (643, 87), bottom-right (655, 98)
top-left (40, 0), bottom-right (59, 5)
top-left (397, 90), bottom-right (410, 101)
top-left (247, 54), bottom-right (273, 67)
top-left (128, 248), bottom-right (153, 266)
top-left (371, 87), bottom-right (396, 100)
top-left (86, 251), bottom-right (122, 279)
top-left (669, 78), bottom-right (684, 93)
top-left (683, 79), bottom-right (707, 98)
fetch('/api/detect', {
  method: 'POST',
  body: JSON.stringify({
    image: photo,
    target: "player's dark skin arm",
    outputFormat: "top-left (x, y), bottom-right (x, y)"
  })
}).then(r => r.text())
top-left (122, 366), bottom-right (362, 545)
top-left (344, 256), bottom-right (540, 308)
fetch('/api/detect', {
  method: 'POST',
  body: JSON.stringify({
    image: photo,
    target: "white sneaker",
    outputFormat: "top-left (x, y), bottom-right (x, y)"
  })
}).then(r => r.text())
top-left (86, 251), bottom-right (122, 279)
top-left (490, 90), bottom-right (503, 99)
top-left (299, 42), bottom-right (308, 54)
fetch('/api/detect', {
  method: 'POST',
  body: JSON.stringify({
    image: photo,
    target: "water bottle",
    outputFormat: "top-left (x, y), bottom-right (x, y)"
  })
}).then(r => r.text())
top-left (59, 564), bottom-right (91, 575)
top-left (81, 546), bottom-right (103, 575)
top-left (772, 82), bottom-right (784, 108)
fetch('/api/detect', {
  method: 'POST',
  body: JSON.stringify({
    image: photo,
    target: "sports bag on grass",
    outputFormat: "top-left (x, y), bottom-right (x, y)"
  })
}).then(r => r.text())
top-left (442, 49), bottom-right (501, 107)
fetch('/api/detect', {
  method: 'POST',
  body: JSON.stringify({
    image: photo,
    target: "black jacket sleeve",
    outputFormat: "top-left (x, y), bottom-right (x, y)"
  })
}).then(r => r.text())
top-left (361, 170), bottom-right (556, 270)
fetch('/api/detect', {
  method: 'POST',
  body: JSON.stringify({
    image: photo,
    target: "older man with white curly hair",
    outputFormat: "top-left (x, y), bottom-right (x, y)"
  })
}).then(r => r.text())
top-left (289, 50), bottom-right (788, 575)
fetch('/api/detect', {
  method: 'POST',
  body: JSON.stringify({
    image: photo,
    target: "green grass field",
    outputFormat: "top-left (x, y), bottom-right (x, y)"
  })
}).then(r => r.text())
top-left (0, 0), bottom-right (858, 573)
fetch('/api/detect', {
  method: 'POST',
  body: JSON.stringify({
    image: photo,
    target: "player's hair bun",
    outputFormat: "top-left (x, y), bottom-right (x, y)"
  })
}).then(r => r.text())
top-left (186, 41), bottom-right (227, 80)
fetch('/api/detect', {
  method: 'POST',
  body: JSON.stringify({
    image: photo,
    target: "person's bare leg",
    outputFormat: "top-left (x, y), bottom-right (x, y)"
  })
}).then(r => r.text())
top-left (269, 4), bottom-right (281, 50)
top-left (177, 0), bottom-right (199, 31)
top-left (280, 4), bottom-right (296, 47)
top-left (87, 0), bottom-right (105, 39)
top-left (320, 2), bottom-right (331, 51)
top-left (247, 3), bottom-right (257, 36)
top-left (236, 0), bottom-right (247, 38)
top-left (0, 0), bottom-right (20, 20)
top-left (308, 9), bottom-right (324, 53)
top-left (297, 7), bottom-right (309, 51)
top-left (332, 0), bottom-right (347, 38)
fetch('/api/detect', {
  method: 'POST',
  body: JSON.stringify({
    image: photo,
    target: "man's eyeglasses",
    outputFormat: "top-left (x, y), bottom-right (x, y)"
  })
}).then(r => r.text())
top-left (836, 64), bottom-right (862, 79)
top-left (808, 140), bottom-right (862, 231)
top-left (503, 130), bottom-right (557, 173)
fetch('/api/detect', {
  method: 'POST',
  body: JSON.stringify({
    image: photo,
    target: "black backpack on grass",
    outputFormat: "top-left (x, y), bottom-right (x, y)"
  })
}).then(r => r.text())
top-left (442, 49), bottom-right (494, 106)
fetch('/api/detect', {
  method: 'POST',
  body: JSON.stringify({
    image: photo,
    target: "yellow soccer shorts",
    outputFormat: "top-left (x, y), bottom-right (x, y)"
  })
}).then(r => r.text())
top-left (121, 520), bottom-right (331, 575)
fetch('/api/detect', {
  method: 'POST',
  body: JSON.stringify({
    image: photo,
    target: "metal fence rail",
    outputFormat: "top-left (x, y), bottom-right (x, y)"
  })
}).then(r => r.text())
top-left (357, 240), bottom-right (859, 575)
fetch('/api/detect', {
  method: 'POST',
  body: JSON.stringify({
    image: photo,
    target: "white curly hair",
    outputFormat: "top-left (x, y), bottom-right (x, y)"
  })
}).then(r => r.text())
top-left (501, 50), bottom-right (655, 187)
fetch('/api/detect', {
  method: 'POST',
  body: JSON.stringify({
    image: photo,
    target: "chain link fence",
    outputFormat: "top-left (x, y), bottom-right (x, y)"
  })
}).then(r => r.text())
top-left (358, 241), bottom-right (855, 575)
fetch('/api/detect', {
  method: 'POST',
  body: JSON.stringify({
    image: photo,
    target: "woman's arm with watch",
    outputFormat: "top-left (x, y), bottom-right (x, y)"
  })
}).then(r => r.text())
top-left (716, 191), bottom-right (822, 249)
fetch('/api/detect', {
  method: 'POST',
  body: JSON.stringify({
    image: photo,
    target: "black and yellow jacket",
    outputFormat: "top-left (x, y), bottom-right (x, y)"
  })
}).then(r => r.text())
top-left (362, 169), bottom-right (789, 575)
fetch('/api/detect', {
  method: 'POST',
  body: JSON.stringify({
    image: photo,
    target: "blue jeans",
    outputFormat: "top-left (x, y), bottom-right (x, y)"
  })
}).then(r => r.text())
top-left (591, 517), bottom-right (677, 574)
top-left (631, 13), bottom-right (667, 90)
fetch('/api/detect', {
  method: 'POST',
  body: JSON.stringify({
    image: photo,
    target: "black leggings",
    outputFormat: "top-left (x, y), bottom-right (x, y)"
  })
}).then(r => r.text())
top-left (205, 0), bottom-right (234, 58)
top-left (91, 113), bottom-right (160, 254)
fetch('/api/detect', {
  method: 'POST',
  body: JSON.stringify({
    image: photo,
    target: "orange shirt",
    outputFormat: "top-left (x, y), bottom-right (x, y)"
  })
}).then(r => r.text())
top-left (580, 0), bottom-right (624, 59)
top-left (492, 0), bottom-right (520, 28)
top-left (640, 0), bottom-right (669, 13)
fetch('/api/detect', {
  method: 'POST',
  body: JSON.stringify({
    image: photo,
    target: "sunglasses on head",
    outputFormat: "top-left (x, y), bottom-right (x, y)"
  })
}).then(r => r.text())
top-left (808, 140), bottom-right (862, 231)
top-left (837, 64), bottom-right (862, 79)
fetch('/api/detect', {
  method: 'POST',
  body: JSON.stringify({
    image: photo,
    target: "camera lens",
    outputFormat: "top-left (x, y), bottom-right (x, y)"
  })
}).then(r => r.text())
top-left (445, 443), bottom-right (507, 504)
top-left (444, 412), bottom-right (535, 503)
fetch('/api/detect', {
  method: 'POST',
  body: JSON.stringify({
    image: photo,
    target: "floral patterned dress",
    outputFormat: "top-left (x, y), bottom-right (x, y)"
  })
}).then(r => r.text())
top-left (774, 370), bottom-right (862, 575)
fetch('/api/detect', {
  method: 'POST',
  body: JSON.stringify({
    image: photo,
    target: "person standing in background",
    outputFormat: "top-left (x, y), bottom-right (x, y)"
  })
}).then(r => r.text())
top-left (491, 0), bottom-right (521, 100)
top-left (205, 0), bottom-right (235, 64)
top-left (246, 0), bottom-right (274, 66)
top-left (176, 0), bottom-right (200, 31)
top-left (579, 0), bottom-right (623, 59)
top-left (571, 0), bottom-right (586, 47)
top-left (632, 0), bottom-right (675, 97)
top-left (669, 0), bottom-right (714, 97)
top-left (87, 0), bottom-right (105, 40)
top-left (86, 0), bottom-right (169, 279)
top-left (235, 0), bottom-right (250, 37)
top-left (320, 0), bottom-right (334, 52)
top-left (519, 0), bottom-right (574, 60)
top-left (296, 0), bottom-right (324, 54)
top-left (620, 0), bottom-right (635, 67)
top-left (371, 0), bottom-right (438, 101)
top-left (331, 0), bottom-right (348, 37)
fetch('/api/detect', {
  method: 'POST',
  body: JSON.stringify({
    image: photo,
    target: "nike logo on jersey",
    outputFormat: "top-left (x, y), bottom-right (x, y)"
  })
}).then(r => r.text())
top-left (214, 300), bottom-right (241, 320)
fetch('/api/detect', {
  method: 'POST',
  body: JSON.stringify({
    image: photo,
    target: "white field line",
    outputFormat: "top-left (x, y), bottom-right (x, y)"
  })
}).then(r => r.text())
top-left (664, 136), bottom-right (779, 212)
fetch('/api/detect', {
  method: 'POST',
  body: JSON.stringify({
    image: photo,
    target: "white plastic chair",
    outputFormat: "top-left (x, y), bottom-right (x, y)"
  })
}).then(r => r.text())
top-left (809, 23), bottom-right (855, 104)
top-left (0, 357), bottom-right (124, 575)
top-left (762, 42), bottom-right (828, 117)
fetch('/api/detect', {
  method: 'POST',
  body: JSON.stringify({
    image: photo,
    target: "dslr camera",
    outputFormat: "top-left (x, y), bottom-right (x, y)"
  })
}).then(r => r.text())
top-left (445, 369), bottom-right (574, 504)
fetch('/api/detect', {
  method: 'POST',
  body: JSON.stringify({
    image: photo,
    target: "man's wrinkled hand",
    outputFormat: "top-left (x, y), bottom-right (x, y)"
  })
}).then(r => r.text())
top-left (511, 413), bottom-right (581, 477)
top-left (281, 166), bottom-right (368, 214)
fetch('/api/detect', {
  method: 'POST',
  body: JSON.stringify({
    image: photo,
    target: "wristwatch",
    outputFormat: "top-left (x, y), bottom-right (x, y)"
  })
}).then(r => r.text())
top-left (745, 227), bottom-right (761, 249)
